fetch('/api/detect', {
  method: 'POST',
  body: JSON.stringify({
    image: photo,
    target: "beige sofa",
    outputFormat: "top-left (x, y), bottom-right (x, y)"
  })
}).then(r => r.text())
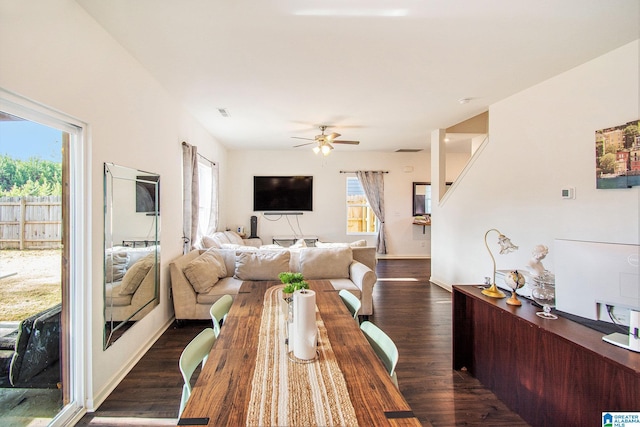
top-left (105, 246), bottom-right (158, 322)
top-left (169, 246), bottom-right (377, 321)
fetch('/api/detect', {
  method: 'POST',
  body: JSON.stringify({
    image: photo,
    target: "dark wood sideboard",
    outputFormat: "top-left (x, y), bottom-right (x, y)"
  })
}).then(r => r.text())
top-left (452, 285), bottom-right (640, 427)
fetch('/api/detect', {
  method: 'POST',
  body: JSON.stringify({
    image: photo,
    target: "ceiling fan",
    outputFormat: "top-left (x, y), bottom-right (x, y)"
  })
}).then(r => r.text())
top-left (292, 125), bottom-right (360, 156)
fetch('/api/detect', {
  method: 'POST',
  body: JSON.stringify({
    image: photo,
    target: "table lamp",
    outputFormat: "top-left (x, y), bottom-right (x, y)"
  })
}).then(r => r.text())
top-left (482, 228), bottom-right (518, 299)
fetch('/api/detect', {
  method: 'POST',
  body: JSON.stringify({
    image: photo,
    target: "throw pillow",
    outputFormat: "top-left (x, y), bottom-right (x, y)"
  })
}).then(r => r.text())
top-left (259, 244), bottom-right (285, 250)
top-left (349, 239), bottom-right (367, 247)
top-left (220, 243), bottom-right (243, 249)
top-left (290, 239), bottom-right (307, 248)
top-left (106, 251), bottom-right (129, 282)
top-left (119, 253), bottom-right (155, 295)
top-left (315, 241), bottom-right (349, 248)
top-left (224, 230), bottom-right (245, 245)
top-left (201, 235), bottom-right (220, 249)
top-left (183, 250), bottom-right (228, 294)
top-left (299, 247), bottom-right (353, 279)
top-left (234, 250), bottom-right (291, 281)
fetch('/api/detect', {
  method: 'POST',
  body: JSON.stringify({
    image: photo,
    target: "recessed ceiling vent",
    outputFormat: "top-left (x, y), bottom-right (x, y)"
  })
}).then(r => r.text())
top-left (217, 108), bottom-right (230, 118)
top-left (395, 148), bottom-right (423, 152)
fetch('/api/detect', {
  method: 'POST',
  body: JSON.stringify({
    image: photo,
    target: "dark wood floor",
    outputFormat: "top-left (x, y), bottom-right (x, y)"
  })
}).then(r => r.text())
top-left (78, 259), bottom-right (529, 426)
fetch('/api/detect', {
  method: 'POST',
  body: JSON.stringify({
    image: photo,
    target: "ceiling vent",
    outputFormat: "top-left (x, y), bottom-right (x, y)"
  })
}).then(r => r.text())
top-left (395, 148), bottom-right (423, 152)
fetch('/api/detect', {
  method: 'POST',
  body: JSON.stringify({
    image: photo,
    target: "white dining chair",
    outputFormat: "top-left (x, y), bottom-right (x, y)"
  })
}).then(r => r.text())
top-left (338, 289), bottom-right (361, 321)
top-left (178, 327), bottom-right (216, 417)
top-left (360, 321), bottom-right (399, 387)
top-left (209, 294), bottom-right (233, 337)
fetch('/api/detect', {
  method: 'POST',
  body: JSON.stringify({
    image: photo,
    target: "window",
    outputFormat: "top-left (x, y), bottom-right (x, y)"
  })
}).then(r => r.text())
top-left (195, 158), bottom-right (218, 243)
top-left (346, 177), bottom-right (377, 234)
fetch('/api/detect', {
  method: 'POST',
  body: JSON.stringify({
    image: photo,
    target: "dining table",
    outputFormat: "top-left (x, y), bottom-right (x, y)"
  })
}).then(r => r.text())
top-left (177, 280), bottom-right (425, 426)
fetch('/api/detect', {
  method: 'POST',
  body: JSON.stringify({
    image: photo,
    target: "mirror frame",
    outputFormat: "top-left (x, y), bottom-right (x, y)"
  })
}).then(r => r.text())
top-left (413, 181), bottom-right (452, 216)
top-left (412, 182), bottom-right (429, 216)
top-left (103, 163), bottom-right (160, 349)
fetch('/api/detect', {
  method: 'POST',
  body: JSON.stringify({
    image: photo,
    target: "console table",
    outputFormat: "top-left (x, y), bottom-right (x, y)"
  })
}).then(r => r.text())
top-left (121, 239), bottom-right (157, 248)
top-left (272, 235), bottom-right (319, 247)
top-left (452, 285), bottom-right (640, 427)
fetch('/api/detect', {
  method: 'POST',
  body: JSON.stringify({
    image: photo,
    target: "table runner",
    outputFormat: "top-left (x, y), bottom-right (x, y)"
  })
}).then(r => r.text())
top-left (246, 285), bottom-right (359, 427)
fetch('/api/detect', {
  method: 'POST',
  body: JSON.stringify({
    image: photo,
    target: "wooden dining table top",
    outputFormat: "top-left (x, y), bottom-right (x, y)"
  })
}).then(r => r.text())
top-left (178, 280), bottom-right (424, 427)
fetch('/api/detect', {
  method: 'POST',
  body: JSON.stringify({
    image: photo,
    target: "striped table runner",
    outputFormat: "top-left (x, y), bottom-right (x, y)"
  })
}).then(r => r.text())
top-left (246, 285), bottom-right (359, 427)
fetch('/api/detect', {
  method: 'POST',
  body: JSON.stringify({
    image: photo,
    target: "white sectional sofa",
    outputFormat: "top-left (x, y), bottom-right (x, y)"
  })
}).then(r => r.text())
top-left (169, 245), bottom-right (377, 321)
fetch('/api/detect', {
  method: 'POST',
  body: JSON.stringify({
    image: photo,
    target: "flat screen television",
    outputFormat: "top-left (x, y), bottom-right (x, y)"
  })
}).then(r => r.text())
top-left (253, 176), bottom-right (313, 212)
top-left (136, 175), bottom-right (160, 213)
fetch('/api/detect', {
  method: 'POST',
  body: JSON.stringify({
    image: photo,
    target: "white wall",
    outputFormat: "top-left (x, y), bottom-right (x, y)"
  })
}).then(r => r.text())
top-left (228, 150), bottom-right (462, 257)
top-left (0, 0), bottom-right (227, 410)
top-left (431, 40), bottom-right (640, 289)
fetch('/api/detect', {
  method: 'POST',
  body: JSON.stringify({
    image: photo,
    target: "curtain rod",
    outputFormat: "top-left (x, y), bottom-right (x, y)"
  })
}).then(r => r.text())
top-left (339, 170), bottom-right (389, 174)
top-left (182, 141), bottom-right (216, 166)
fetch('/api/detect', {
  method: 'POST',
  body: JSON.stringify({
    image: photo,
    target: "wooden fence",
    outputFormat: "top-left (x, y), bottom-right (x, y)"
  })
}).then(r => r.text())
top-left (0, 196), bottom-right (62, 249)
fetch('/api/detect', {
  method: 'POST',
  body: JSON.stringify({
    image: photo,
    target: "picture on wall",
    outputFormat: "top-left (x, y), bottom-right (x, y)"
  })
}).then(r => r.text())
top-left (595, 119), bottom-right (640, 189)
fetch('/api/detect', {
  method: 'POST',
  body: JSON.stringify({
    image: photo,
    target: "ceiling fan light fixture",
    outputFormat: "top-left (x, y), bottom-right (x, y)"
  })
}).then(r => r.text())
top-left (312, 146), bottom-right (321, 154)
top-left (321, 144), bottom-right (332, 155)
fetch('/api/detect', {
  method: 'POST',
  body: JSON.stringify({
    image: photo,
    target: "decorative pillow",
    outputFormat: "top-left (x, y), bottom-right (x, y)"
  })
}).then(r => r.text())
top-left (299, 247), bottom-right (353, 279)
top-left (290, 239), bottom-right (307, 249)
top-left (106, 251), bottom-right (129, 282)
top-left (183, 250), bottom-right (228, 294)
top-left (206, 232), bottom-right (233, 248)
top-left (259, 244), bottom-right (286, 250)
top-left (220, 243), bottom-right (243, 250)
top-left (126, 246), bottom-right (156, 264)
top-left (349, 239), bottom-right (367, 247)
top-left (235, 246), bottom-right (258, 252)
top-left (201, 235), bottom-right (220, 249)
top-left (223, 230), bottom-right (245, 246)
top-left (315, 241), bottom-right (349, 248)
top-left (234, 250), bottom-right (291, 281)
top-left (119, 253), bottom-right (155, 295)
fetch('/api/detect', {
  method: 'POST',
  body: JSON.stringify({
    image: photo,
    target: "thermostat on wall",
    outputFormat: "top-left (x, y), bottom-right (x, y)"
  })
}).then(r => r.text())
top-left (561, 187), bottom-right (575, 199)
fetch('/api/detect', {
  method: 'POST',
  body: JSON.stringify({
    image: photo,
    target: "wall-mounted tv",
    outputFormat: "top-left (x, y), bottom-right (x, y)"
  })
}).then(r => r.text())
top-left (136, 175), bottom-right (160, 213)
top-left (253, 176), bottom-right (313, 212)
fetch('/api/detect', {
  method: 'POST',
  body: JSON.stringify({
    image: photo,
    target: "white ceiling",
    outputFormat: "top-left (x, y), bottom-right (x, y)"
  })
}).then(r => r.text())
top-left (76, 0), bottom-right (639, 153)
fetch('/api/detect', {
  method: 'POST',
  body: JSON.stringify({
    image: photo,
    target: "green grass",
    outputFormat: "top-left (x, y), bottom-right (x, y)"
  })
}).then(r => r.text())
top-left (0, 283), bottom-right (61, 321)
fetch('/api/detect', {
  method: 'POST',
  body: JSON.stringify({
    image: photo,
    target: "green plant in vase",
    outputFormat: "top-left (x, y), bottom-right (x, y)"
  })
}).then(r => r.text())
top-left (279, 272), bottom-right (308, 300)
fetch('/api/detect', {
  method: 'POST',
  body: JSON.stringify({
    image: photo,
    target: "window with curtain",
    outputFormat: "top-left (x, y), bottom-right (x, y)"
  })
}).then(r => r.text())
top-left (195, 157), bottom-right (218, 245)
top-left (346, 177), bottom-right (378, 234)
top-left (182, 142), bottom-right (218, 252)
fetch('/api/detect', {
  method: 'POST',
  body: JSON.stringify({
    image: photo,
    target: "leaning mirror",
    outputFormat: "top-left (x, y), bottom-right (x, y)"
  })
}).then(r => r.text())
top-left (104, 163), bottom-right (160, 349)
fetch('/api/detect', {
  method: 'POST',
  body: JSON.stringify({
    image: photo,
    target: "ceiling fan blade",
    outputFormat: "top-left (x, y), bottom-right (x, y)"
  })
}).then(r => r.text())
top-left (333, 140), bottom-right (360, 145)
top-left (291, 136), bottom-right (315, 141)
top-left (326, 132), bottom-right (341, 141)
top-left (293, 142), bottom-right (315, 148)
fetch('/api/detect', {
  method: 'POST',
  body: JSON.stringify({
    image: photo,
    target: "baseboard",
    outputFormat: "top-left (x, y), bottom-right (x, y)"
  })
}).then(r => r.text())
top-left (87, 317), bottom-right (175, 412)
top-left (429, 277), bottom-right (452, 292)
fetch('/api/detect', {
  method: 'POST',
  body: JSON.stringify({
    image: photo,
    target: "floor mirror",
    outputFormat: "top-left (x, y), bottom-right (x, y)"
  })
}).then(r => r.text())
top-left (103, 163), bottom-right (160, 349)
